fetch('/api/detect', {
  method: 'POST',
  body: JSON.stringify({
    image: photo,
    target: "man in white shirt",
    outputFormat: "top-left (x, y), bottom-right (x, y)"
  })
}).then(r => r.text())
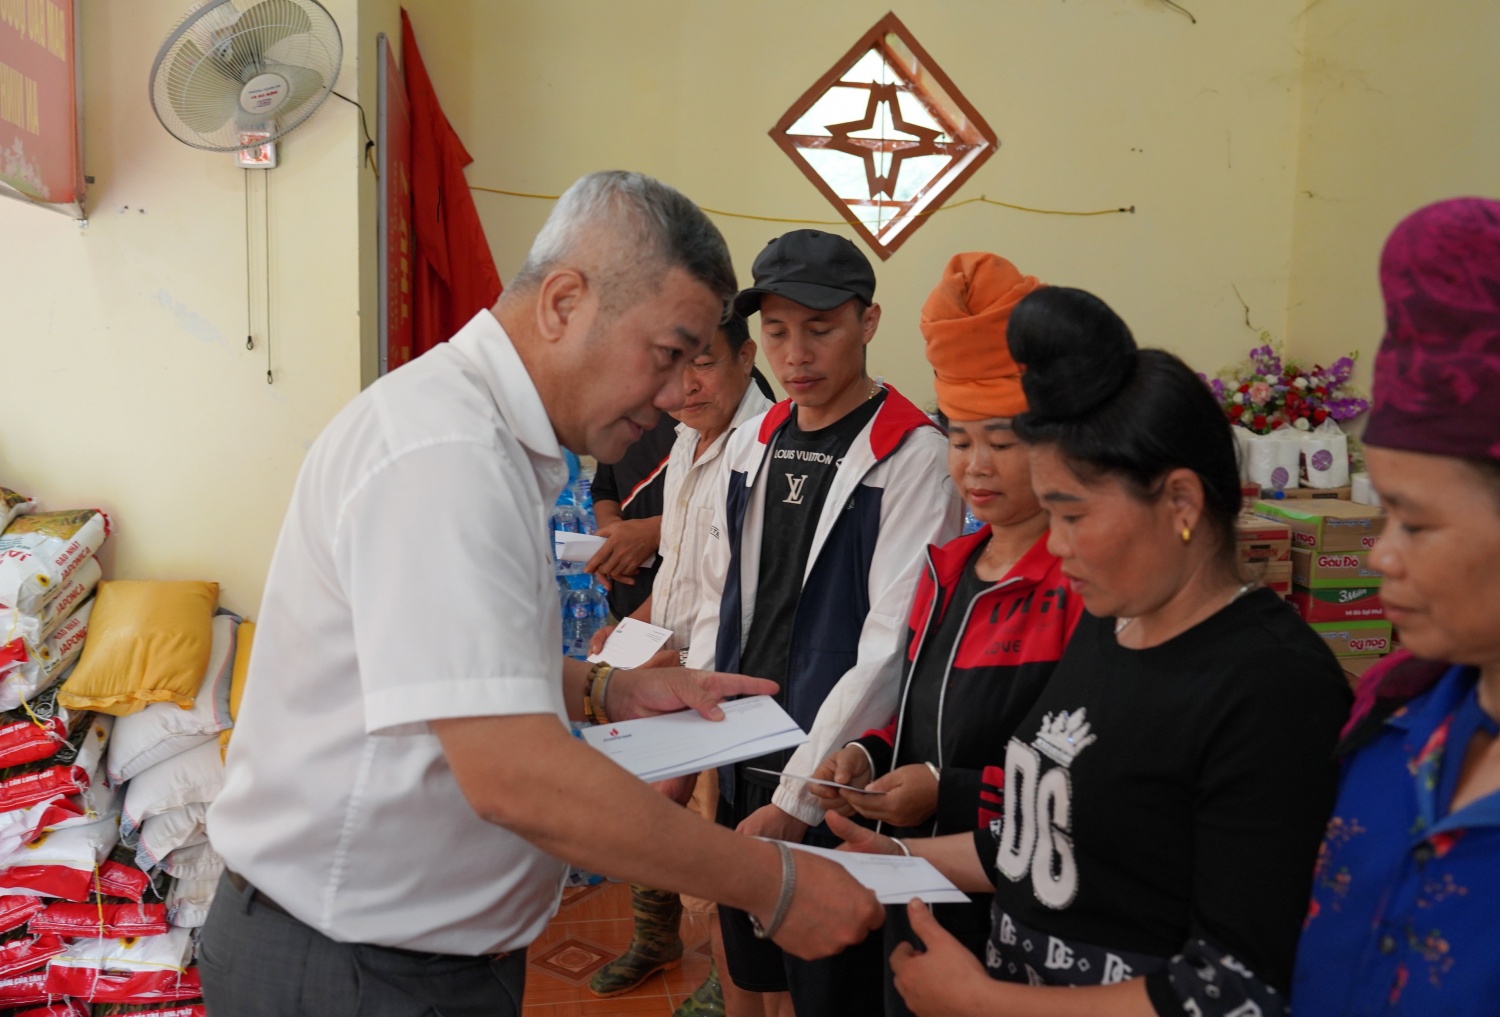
top-left (201, 172), bottom-right (882, 1017)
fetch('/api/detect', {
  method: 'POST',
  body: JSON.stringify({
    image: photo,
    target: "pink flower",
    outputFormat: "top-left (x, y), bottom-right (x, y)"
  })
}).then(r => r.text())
top-left (1248, 381), bottom-right (1273, 405)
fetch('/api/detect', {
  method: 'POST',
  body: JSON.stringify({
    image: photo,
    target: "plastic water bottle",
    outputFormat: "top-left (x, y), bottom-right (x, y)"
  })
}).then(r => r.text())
top-left (962, 508), bottom-right (985, 535)
top-left (561, 579), bottom-right (608, 659)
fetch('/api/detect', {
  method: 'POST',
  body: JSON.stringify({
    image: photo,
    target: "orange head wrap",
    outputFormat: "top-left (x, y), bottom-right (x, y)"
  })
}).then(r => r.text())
top-left (920, 252), bottom-right (1043, 420)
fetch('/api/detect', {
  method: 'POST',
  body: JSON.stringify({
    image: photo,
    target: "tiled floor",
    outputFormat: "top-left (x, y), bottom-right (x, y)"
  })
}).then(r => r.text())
top-left (523, 880), bottom-right (715, 1016)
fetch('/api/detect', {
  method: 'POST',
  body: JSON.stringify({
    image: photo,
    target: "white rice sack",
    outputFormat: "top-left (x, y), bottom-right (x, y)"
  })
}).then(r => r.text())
top-left (161, 839), bottom-right (224, 881)
top-left (1301, 420), bottom-right (1351, 489)
top-left (0, 510), bottom-right (110, 615)
top-left (49, 925), bottom-right (193, 974)
top-left (0, 558), bottom-right (101, 652)
top-left (135, 802), bottom-right (208, 872)
top-left (166, 874), bottom-right (219, 928)
top-left (0, 489), bottom-right (35, 537)
top-left (1243, 430), bottom-right (1302, 492)
top-left (107, 614), bottom-right (237, 783)
top-left (0, 599), bottom-right (94, 712)
top-left (121, 738), bottom-right (223, 839)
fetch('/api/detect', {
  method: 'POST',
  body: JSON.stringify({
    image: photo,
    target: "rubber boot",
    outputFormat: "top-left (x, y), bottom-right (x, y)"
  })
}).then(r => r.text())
top-left (588, 885), bottom-right (684, 997)
top-left (671, 960), bottom-right (725, 1017)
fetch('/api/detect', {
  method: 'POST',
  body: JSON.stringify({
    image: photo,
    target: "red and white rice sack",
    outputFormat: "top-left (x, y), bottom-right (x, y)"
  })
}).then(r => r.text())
top-left (0, 510), bottom-right (110, 615)
top-left (0, 600), bottom-right (96, 712)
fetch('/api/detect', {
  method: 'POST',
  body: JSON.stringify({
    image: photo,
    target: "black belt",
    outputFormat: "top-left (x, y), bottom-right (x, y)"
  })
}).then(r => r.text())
top-left (224, 871), bottom-right (512, 961)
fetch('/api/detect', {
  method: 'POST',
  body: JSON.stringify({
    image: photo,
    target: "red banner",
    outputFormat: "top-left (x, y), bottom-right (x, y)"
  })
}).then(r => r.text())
top-left (378, 32), bottom-right (413, 373)
top-left (0, 0), bottom-right (83, 216)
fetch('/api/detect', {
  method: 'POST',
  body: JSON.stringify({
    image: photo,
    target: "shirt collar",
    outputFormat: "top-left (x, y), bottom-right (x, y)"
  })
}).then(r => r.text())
top-left (447, 311), bottom-right (564, 459)
top-left (674, 381), bottom-right (774, 463)
top-left (447, 310), bottom-right (569, 498)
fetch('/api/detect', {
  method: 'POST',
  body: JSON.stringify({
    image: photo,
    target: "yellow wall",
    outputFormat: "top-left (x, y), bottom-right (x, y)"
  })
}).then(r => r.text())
top-left (1288, 0), bottom-right (1500, 377)
top-left (0, 0), bottom-right (366, 616)
top-left (401, 0), bottom-right (1311, 405)
top-left (2, 1), bottom-right (1493, 607)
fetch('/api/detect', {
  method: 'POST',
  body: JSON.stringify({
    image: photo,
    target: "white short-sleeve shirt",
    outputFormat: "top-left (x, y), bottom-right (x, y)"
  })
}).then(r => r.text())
top-left (651, 382), bottom-right (772, 646)
top-left (208, 310), bottom-right (573, 955)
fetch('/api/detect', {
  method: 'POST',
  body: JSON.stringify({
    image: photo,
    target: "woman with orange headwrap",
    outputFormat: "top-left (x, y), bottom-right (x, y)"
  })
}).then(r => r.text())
top-left (803, 253), bottom-right (1083, 1017)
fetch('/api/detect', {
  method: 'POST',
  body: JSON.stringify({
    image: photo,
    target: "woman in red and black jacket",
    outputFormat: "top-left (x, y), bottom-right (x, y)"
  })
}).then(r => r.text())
top-left (805, 254), bottom-right (1083, 1015)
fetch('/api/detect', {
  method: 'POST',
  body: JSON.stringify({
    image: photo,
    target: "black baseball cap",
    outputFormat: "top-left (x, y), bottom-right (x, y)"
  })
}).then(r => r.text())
top-left (732, 229), bottom-right (876, 318)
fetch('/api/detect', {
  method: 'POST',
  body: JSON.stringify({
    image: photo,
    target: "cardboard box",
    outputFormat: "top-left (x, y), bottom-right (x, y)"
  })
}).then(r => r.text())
top-left (1250, 559), bottom-right (1293, 597)
top-left (1237, 513), bottom-right (1292, 562)
top-left (1274, 486), bottom-right (1352, 501)
top-left (1255, 500), bottom-right (1386, 552)
top-left (1311, 620), bottom-right (1393, 657)
top-left (1292, 549), bottom-right (1384, 588)
top-left (1288, 585), bottom-right (1385, 623)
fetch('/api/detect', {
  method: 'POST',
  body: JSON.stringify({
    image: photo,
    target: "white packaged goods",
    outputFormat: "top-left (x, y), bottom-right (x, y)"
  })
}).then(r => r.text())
top-left (166, 875), bottom-right (219, 928)
top-left (1231, 426), bottom-right (1254, 482)
top-left (0, 599), bottom-right (94, 712)
top-left (1351, 472), bottom-right (1380, 506)
top-left (121, 738), bottom-right (223, 839)
top-left (160, 840), bottom-right (224, 882)
top-left (1243, 430), bottom-right (1302, 491)
top-left (0, 558), bottom-right (100, 653)
top-left (1302, 420), bottom-right (1351, 489)
top-left (135, 803), bottom-right (208, 872)
top-left (107, 614), bottom-right (237, 783)
top-left (0, 489), bottom-right (35, 536)
top-left (0, 510), bottom-right (110, 614)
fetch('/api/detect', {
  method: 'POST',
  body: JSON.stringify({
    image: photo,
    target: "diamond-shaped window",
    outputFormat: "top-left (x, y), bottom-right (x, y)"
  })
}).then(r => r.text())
top-left (771, 13), bottom-right (998, 260)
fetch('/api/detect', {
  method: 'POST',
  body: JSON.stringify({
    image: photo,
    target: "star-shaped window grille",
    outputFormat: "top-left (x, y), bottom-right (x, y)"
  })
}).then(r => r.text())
top-left (770, 13), bottom-right (998, 259)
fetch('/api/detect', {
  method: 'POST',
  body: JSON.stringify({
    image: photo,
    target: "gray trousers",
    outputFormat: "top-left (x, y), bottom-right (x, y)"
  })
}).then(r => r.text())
top-left (199, 873), bottom-right (526, 1017)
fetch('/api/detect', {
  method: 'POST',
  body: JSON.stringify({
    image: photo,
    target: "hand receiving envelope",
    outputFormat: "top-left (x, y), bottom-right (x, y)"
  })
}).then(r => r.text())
top-left (581, 695), bottom-right (807, 783)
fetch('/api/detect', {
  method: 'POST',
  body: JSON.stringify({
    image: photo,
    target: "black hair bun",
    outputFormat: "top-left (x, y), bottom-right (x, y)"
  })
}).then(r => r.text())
top-left (1007, 287), bottom-right (1138, 420)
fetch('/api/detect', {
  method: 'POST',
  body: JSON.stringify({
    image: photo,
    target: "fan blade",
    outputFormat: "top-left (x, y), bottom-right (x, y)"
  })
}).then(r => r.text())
top-left (269, 61), bottom-right (325, 107)
top-left (167, 36), bottom-right (243, 136)
top-left (228, 0), bottom-right (314, 72)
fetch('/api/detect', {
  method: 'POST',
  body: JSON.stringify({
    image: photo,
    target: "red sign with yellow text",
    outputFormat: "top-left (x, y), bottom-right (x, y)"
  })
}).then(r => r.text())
top-left (0, 0), bottom-right (82, 215)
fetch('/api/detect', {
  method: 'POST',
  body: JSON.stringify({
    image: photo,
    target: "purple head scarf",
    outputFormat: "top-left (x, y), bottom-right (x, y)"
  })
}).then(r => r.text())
top-left (1363, 197), bottom-right (1500, 461)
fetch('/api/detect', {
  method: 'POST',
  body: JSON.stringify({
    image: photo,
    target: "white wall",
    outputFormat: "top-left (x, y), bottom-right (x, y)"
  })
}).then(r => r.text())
top-left (0, 0), bottom-right (366, 615)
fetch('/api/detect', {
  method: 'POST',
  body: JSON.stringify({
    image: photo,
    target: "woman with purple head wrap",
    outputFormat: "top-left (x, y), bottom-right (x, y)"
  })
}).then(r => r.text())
top-left (1292, 197), bottom-right (1500, 1015)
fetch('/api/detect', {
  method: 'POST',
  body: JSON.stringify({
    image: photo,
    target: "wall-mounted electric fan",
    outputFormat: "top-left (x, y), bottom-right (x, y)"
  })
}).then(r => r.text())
top-left (149, 0), bottom-right (343, 157)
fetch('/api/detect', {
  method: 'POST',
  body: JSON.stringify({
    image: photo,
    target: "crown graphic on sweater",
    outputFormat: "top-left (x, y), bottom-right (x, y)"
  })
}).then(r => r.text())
top-left (1032, 708), bottom-right (1097, 767)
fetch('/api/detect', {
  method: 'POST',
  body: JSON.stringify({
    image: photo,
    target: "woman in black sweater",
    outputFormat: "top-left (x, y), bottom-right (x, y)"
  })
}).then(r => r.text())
top-left (831, 287), bottom-right (1351, 1017)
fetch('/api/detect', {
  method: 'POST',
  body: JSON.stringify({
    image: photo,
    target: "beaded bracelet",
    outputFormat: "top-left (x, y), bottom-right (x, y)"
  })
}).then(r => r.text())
top-left (583, 662), bottom-right (614, 725)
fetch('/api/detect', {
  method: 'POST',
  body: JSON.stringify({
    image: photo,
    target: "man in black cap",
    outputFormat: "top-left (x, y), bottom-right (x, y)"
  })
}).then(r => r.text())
top-left (685, 230), bottom-right (963, 1015)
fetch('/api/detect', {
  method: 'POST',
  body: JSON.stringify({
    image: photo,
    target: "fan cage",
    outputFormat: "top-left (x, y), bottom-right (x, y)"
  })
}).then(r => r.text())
top-left (149, 0), bottom-right (344, 153)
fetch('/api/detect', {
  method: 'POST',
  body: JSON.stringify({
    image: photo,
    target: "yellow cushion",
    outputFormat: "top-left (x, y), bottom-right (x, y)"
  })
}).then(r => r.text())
top-left (58, 580), bottom-right (219, 716)
top-left (219, 619), bottom-right (254, 760)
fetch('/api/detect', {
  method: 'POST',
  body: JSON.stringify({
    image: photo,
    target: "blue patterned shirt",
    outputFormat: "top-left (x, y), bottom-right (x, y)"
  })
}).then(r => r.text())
top-left (1292, 664), bottom-right (1500, 1015)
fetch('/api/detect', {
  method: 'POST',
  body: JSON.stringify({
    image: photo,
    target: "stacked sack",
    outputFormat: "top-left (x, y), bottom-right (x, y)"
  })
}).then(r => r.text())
top-left (0, 576), bottom-right (235, 1014)
top-left (0, 493), bottom-right (111, 712)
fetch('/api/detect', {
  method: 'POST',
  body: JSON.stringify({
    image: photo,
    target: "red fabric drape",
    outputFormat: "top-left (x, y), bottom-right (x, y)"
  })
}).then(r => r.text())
top-left (402, 9), bottom-right (502, 357)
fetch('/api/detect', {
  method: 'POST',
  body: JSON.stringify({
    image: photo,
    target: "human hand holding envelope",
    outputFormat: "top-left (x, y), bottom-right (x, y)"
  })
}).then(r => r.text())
top-left (587, 618), bottom-right (674, 669)
top-left (781, 842), bottom-right (969, 905)
top-left (580, 695), bottom-right (806, 783)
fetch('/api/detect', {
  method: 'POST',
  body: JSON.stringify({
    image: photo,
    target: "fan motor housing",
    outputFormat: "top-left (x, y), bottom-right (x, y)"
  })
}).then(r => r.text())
top-left (240, 73), bottom-right (290, 116)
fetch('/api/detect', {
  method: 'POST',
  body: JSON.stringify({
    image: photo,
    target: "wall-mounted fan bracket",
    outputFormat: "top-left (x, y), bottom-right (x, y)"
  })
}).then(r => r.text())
top-left (235, 131), bottom-right (278, 169)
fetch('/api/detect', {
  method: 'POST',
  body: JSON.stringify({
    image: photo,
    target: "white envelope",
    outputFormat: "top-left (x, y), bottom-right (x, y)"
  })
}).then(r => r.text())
top-left (784, 842), bottom-right (970, 905)
top-left (581, 695), bottom-right (806, 783)
top-left (555, 531), bottom-right (657, 568)
top-left (587, 617), bottom-right (674, 668)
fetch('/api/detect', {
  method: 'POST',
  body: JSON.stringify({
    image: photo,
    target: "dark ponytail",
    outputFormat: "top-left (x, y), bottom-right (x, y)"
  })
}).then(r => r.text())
top-left (1008, 287), bottom-right (1242, 563)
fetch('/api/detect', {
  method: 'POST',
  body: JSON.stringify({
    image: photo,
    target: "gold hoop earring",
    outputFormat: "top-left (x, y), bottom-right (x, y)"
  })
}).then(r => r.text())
top-left (1181, 527), bottom-right (1192, 545)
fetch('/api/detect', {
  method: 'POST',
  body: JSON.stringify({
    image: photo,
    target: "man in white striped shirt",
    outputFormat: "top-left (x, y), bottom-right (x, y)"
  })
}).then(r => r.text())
top-left (587, 314), bottom-right (773, 1013)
